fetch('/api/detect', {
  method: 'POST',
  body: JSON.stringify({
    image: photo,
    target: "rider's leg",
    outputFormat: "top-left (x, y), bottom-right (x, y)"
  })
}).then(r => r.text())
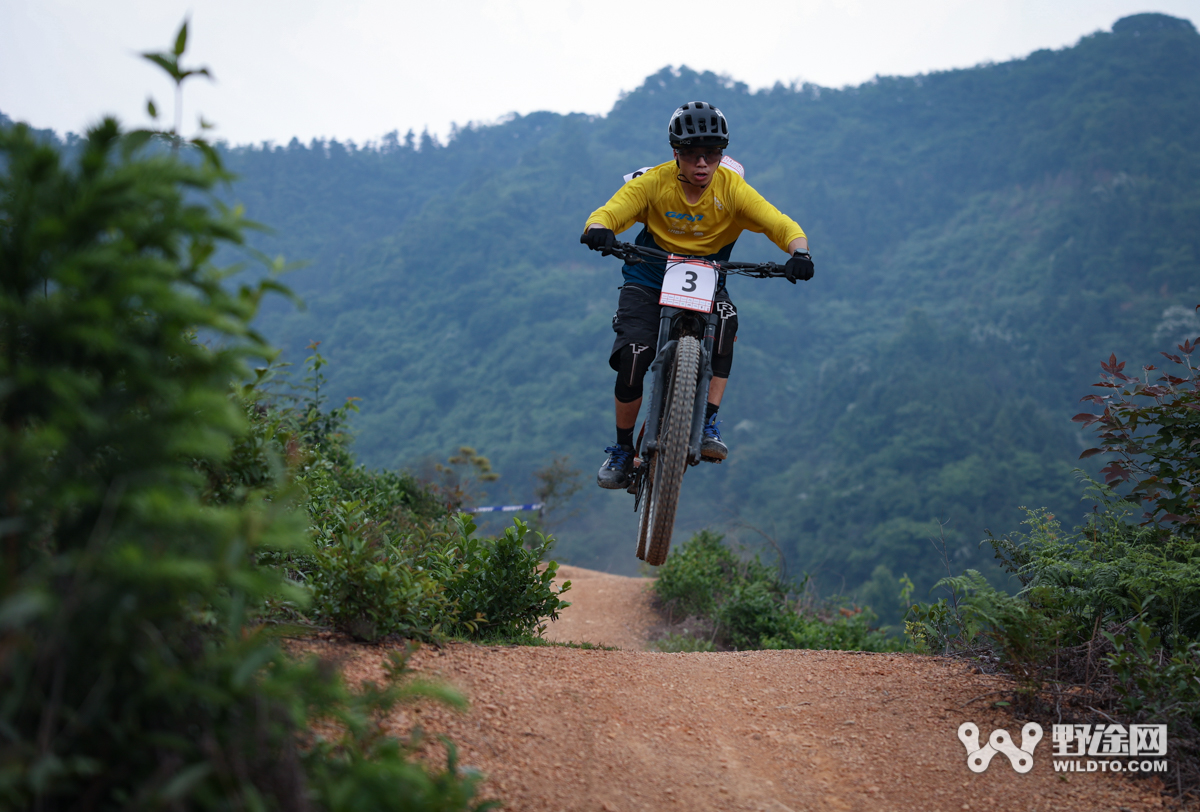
top-left (616, 396), bottom-right (641, 445)
top-left (707, 376), bottom-right (727, 407)
top-left (710, 293), bottom-right (737, 408)
top-left (702, 371), bottom-right (730, 460)
top-left (600, 338), bottom-right (654, 488)
top-left (702, 294), bottom-right (736, 460)
top-left (613, 339), bottom-right (653, 437)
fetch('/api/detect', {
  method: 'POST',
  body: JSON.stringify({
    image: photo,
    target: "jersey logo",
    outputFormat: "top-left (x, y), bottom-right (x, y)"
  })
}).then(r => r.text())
top-left (666, 211), bottom-right (704, 222)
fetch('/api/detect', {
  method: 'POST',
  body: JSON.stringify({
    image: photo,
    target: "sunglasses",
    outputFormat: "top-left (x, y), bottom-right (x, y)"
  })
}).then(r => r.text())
top-left (676, 148), bottom-right (724, 164)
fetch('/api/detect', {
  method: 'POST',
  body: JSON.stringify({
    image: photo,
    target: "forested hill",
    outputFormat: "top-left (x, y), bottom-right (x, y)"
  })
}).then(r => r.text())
top-left (14, 12), bottom-right (1200, 612)
top-left (173, 11), bottom-right (1200, 605)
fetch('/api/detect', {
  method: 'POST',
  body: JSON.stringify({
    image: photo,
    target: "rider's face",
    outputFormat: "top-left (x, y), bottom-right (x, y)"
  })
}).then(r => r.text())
top-left (674, 146), bottom-right (724, 189)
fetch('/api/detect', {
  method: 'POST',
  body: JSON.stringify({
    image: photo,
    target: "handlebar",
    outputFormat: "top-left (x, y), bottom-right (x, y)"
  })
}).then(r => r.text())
top-left (601, 240), bottom-right (787, 279)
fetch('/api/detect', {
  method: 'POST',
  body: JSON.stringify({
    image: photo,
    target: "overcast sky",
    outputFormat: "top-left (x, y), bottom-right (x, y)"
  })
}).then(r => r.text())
top-left (3, 0), bottom-right (1199, 146)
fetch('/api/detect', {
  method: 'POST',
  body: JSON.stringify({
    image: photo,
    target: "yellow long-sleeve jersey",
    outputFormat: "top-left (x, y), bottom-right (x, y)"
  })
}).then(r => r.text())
top-left (584, 159), bottom-right (806, 289)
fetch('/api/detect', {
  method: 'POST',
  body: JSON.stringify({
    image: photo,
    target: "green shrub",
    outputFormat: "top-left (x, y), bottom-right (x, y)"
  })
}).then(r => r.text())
top-left (0, 85), bottom-right (486, 809)
top-left (443, 515), bottom-right (571, 640)
top-left (769, 606), bottom-right (899, 652)
top-left (212, 350), bottom-right (570, 645)
top-left (1107, 621), bottom-right (1200, 719)
top-left (653, 531), bottom-right (903, 652)
top-left (717, 581), bottom-right (795, 649)
top-left (307, 500), bottom-right (455, 642)
top-left (909, 486), bottom-right (1200, 663)
top-left (904, 568), bottom-right (1073, 695)
top-left (655, 529), bottom-right (779, 620)
top-left (994, 497), bottom-right (1200, 646)
top-left (302, 507), bottom-right (571, 643)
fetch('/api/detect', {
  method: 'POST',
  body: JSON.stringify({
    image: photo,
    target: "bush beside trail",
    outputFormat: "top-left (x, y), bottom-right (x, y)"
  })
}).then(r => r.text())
top-left (233, 349), bottom-right (571, 644)
top-left (0, 39), bottom-right (566, 806)
top-left (905, 327), bottom-right (1200, 802)
top-left (652, 531), bottom-right (905, 652)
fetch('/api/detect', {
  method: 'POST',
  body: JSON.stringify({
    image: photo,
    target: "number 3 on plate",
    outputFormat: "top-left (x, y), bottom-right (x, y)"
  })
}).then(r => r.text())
top-left (660, 257), bottom-right (717, 313)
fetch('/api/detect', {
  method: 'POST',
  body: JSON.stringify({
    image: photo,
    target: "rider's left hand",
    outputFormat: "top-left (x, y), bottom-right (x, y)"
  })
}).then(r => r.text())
top-left (784, 251), bottom-right (814, 284)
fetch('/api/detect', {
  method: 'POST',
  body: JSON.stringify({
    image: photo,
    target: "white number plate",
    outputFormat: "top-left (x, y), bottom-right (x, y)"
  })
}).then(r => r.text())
top-left (659, 256), bottom-right (718, 313)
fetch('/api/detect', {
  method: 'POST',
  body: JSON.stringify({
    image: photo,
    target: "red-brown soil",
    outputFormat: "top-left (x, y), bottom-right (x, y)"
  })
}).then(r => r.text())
top-left (295, 564), bottom-right (1171, 811)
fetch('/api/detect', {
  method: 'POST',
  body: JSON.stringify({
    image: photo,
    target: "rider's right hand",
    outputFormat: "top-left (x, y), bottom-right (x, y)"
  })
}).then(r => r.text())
top-left (581, 227), bottom-right (616, 255)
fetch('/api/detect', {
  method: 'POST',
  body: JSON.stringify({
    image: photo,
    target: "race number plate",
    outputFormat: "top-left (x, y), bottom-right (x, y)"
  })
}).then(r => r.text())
top-left (659, 256), bottom-right (718, 313)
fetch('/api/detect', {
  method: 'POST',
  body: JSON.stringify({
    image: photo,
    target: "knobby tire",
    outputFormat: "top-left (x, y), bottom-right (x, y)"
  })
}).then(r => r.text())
top-left (643, 336), bottom-right (700, 566)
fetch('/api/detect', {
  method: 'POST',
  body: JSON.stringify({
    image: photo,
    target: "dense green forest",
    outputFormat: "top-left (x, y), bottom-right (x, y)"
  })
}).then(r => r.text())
top-left (231, 11), bottom-right (1200, 607)
top-left (12, 12), bottom-right (1198, 613)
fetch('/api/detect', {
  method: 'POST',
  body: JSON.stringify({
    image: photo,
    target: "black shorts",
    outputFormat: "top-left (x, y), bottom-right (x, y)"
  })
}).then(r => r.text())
top-left (608, 284), bottom-right (737, 372)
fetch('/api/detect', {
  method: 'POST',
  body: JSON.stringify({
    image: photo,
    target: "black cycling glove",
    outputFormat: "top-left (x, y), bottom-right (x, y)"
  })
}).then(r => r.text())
top-left (581, 227), bottom-right (616, 255)
top-left (784, 251), bottom-right (815, 283)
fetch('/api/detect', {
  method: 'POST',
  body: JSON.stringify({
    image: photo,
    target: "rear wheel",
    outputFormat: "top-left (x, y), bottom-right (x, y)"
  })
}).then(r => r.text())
top-left (642, 336), bottom-right (700, 566)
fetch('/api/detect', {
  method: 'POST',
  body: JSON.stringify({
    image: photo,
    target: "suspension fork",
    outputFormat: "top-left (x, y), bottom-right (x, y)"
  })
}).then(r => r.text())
top-left (638, 307), bottom-right (683, 458)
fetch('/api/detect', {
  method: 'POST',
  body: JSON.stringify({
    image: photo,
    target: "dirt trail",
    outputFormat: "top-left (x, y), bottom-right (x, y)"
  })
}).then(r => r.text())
top-left (309, 566), bottom-right (1168, 811)
top-left (541, 565), bottom-right (659, 650)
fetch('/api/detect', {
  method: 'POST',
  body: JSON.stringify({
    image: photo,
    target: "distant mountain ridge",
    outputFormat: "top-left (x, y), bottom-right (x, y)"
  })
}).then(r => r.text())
top-left (7, 13), bottom-right (1198, 614)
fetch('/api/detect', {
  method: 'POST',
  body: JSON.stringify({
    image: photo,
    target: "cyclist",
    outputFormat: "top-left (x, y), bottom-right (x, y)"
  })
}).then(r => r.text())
top-left (581, 101), bottom-right (813, 489)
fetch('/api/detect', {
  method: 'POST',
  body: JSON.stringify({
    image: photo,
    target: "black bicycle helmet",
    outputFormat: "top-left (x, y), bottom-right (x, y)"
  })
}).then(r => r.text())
top-left (668, 101), bottom-right (729, 148)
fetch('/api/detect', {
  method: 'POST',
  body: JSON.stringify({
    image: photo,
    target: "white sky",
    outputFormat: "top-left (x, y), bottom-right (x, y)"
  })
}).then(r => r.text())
top-left (3, 0), bottom-right (1199, 146)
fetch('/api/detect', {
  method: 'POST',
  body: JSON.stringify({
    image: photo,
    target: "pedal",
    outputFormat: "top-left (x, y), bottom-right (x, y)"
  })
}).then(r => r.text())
top-left (699, 454), bottom-right (723, 464)
top-left (626, 463), bottom-right (642, 495)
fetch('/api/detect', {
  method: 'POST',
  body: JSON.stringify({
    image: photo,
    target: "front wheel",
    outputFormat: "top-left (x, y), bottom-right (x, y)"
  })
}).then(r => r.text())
top-left (641, 336), bottom-right (700, 566)
top-left (635, 455), bottom-right (654, 561)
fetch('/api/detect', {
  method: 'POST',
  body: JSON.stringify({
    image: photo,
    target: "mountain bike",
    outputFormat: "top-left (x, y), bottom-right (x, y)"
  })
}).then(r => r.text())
top-left (601, 241), bottom-right (791, 566)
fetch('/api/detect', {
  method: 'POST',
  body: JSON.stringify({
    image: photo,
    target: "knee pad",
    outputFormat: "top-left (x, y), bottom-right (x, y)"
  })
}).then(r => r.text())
top-left (715, 301), bottom-right (738, 356)
top-left (614, 342), bottom-right (654, 402)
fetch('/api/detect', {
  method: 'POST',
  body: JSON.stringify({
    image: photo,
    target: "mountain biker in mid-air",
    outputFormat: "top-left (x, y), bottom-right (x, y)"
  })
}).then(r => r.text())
top-left (581, 101), bottom-right (814, 489)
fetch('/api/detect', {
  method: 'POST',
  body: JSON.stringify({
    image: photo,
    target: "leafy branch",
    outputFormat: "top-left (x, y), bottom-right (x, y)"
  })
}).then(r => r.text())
top-left (1073, 307), bottom-right (1200, 530)
top-left (140, 18), bottom-right (217, 162)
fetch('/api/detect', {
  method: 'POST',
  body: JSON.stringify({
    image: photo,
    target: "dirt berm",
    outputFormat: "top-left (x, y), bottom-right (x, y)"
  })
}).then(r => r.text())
top-left (302, 565), bottom-right (1170, 811)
